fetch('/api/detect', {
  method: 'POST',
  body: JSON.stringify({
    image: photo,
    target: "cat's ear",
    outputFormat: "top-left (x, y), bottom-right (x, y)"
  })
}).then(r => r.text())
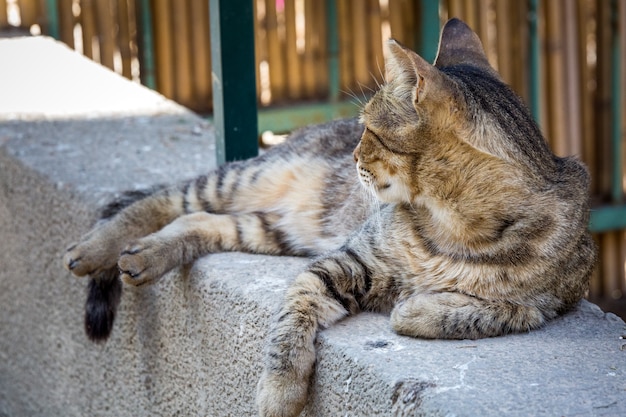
top-left (385, 39), bottom-right (443, 106)
top-left (434, 18), bottom-right (498, 77)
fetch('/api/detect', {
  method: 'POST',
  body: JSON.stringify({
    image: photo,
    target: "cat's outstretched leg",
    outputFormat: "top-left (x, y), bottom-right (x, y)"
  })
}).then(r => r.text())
top-left (257, 271), bottom-right (348, 417)
top-left (63, 189), bottom-right (185, 277)
top-left (257, 249), bottom-right (374, 417)
top-left (118, 211), bottom-right (300, 286)
top-left (390, 292), bottom-right (549, 339)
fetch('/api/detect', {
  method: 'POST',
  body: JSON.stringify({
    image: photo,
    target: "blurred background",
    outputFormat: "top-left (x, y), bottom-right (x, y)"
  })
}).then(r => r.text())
top-left (1, 0), bottom-right (625, 319)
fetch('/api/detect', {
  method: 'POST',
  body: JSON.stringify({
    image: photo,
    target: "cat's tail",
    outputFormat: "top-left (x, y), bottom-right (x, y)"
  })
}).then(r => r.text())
top-left (85, 267), bottom-right (122, 342)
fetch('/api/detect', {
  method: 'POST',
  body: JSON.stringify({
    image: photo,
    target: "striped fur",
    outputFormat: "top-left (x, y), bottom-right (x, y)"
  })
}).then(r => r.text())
top-left (63, 19), bottom-right (596, 417)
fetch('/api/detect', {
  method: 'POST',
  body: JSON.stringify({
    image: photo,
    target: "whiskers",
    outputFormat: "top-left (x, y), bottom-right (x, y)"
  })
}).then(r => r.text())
top-left (375, 57), bottom-right (387, 86)
top-left (343, 87), bottom-right (369, 109)
top-left (342, 69), bottom-right (386, 110)
top-left (357, 179), bottom-right (384, 232)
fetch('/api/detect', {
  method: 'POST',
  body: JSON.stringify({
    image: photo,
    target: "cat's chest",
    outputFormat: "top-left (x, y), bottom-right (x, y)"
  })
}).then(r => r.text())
top-left (380, 210), bottom-right (485, 291)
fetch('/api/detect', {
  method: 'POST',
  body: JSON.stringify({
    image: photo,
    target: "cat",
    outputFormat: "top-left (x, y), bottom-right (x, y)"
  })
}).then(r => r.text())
top-left (63, 18), bottom-right (596, 417)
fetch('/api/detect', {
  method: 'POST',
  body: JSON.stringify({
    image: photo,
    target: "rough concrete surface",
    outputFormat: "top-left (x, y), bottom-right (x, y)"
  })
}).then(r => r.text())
top-left (1, 36), bottom-right (625, 417)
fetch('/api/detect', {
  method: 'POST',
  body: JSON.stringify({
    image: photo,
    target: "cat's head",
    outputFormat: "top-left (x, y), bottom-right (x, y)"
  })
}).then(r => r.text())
top-left (354, 18), bottom-right (551, 204)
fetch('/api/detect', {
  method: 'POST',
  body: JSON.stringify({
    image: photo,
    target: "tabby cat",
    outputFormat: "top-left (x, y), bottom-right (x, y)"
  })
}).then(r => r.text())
top-left (63, 19), bottom-right (596, 417)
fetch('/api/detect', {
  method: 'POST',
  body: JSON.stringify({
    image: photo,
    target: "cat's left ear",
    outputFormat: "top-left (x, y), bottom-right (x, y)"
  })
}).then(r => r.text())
top-left (434, 18), bottom-right (499, 78)
top-left (386, 39), bottom-right (444, 107)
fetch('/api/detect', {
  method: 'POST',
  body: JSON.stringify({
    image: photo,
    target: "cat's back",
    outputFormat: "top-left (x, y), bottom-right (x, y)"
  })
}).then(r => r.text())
top-left (215, 117), bottom-right (368, 254)
top-left (280, 117), bottom-right (363, 159)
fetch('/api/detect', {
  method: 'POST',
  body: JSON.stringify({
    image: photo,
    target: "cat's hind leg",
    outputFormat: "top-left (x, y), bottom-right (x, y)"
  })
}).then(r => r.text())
top-left (390, 292), bottom-right (548, 340)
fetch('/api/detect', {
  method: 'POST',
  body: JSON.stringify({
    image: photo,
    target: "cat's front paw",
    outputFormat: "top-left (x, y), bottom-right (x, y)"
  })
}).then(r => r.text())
top-left (257, 371), bottom-right (308, 417)
top-left (63, 230), bottom-right (118, 277)
top-left (63, 242), bottom-right (94, 276)
top-left (118, 238), bottom-right (172, 286)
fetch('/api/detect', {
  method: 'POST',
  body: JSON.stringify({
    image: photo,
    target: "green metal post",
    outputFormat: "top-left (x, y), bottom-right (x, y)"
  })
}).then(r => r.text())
top-left (209, 0), bottom-right (258, 165)
top-left (135, 0), bottom-right (156, 90)
top-left (416, 0), bottom-right (440, 63)
top-left (610, 0), bottom-right (623, 203)
top-left (45, 0), bottom-right (60, 40)
top-left (528, 0), bottom-right (541, 124)
top-left (326, 0), bottom-right (340, 102)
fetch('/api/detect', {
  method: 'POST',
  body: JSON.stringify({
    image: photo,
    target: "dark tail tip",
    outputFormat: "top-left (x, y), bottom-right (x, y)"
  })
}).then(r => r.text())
top-left (85, 268), bottom-right (122, 343)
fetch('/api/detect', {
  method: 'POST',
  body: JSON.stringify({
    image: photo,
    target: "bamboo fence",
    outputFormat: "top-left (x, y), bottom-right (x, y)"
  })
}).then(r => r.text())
top-left (1, 0), bottom-right (625, 317)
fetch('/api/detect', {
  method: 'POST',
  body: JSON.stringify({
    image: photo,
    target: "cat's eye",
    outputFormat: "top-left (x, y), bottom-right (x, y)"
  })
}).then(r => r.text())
top-left (365, 127), bottom-right (383, 143)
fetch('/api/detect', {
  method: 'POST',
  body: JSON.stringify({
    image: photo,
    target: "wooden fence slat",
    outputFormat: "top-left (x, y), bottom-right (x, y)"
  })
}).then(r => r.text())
top-left (337, 0), bottom-right (354, 96)
top-left (589, 236), bottom-right (603, 299)
top-left (616, 1), bottom-right (626, 198)
top-left (80, 0), bottom-right (96, 60)
top-left (596, 0), bottom-right (614, 198)
top-left (171, 0), bottom-right (193, 106)
top-left (563, 0), bottom-right (582, 157)
top-left (602, 232), bottom-right (621, 299)
top-left (545, 0), bottom-right (567, 156)
top-left (117, 0), bottom-right (133, 79)
top-left (284, 0), bottom-right (301, 99)
top-left (95, 0), bottom-right (116, 70)
top-left (463, 0), bottom-right (477, 30)
top-left (621, 232), bottom-right (626, 297)
top-left (447, 0), bottom-right (465, 18)
top-left (57, 0), bottom-right (74, 48)
top-left (17, 0), bottom-right (37, 28)
top-left (0, 0), bottom-right (8, 28)
top-left (477, 0), bottom-right (493, 66)
top-left (511, 0), bottom-right (528, 101)
top-left (387, 0), bottom-right (402, 43)
top-left (367, 0), bottom-right (383, 87)
top-left (388, 0), bottom-right (418, 50)
top-left (494, 0), bottom-right (511, 82)
top-left (152, 0), bottom-right (174, 99)
top-left (265, 0), bottom-right (285, 102)
top-left (313, 0), bottom-right (328, 97)
top-left (190, 0), bottom-right (212, 112)
top-left (538, 0), bottom-right (549, 139)
top-left (302, 0), bottom-right (316, 98)
top-left (351, 0), bottom-right (369, 89)
top-left (577, 0), bottom-right (596, 193)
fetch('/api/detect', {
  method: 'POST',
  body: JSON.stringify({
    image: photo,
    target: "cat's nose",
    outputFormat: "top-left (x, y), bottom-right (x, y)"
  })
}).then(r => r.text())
top-left (353, 143), bottom-right (361, 162)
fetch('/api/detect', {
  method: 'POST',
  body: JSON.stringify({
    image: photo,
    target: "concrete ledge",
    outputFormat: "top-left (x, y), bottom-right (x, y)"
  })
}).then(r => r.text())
top-left (1, 37), bottom-right (625, 417)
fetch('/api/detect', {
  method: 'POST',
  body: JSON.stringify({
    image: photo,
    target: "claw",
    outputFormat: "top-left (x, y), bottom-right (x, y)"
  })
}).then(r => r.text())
top-left (120, 247), bottom-right (142, 256)
top-left (67, 258), bottom-right (80, 270)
